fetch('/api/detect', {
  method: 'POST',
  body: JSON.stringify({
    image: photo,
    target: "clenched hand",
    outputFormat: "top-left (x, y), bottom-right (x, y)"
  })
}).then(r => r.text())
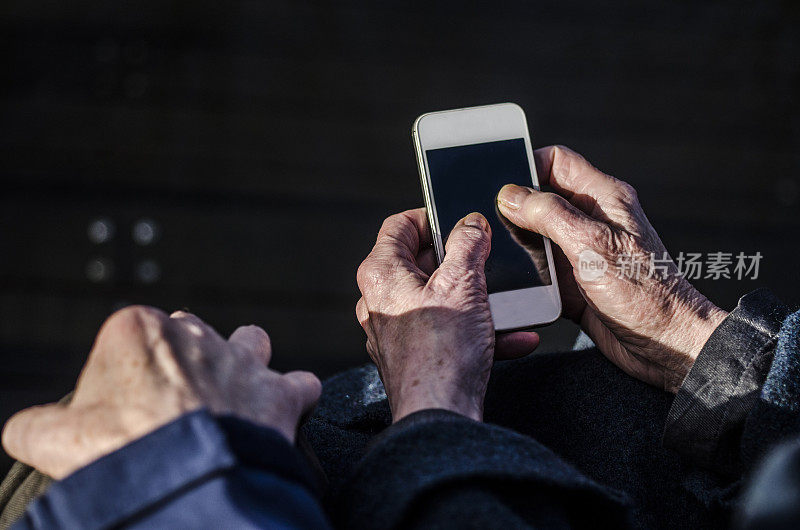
top-left (356, 209), bottom-right (538, 423)
top-left (2, 306), bottom-right (321, 479)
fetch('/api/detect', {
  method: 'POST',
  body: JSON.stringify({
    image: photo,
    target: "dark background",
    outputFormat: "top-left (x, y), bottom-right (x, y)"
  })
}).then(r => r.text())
top-left (1, 1), bottom-right (799, 474)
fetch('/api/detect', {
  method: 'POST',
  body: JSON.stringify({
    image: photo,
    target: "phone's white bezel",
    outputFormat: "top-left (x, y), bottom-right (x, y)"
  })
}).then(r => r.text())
top-left (412, 103), bottom-right (561, 331)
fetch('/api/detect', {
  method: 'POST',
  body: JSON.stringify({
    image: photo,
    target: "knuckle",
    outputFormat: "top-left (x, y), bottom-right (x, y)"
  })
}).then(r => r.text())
top-left (101, 305), bottom-right (162, 339)
top-left (551, 145), bottom-right (582, 174)
top-left (236, 324), bottom-right (270, 344)
top-left (378, 212), bottom-right (417, 250)
top-left (552, 144), bottom-right (576, 158)
top-left (452, 224), bottom-right (488, 248)
top-left (378, 212), bottom-right (405, 237)
top-left (94, 306), bottom-right (168, 364)
top-left (302, 371), bottom-right (323, 396)
top-left (284, 371), bottom-right (321, 405)
top-left (616, 181), bottom-right (639, 203)
top-left (357, 256), bottom-right (398, 295)
top-left (356, 259), bottom-right (378, 290)
top-left (538, 192), bottom-right (570, 219)
top-left (355, 299), bottom-right (370, 325)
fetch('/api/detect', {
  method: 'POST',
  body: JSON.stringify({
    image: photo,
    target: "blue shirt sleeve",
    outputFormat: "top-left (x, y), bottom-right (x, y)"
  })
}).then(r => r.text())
top-left (12, 410), bottom-right (331, 530)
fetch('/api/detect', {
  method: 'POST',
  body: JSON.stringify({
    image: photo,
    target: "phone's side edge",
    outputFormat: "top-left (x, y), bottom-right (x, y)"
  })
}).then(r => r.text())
top-left (491, 106), bottom-right (562, 328)
top-left (412, 120), bottom-right (445, 264)
top-left (518, 107), bottom-right (562, 323)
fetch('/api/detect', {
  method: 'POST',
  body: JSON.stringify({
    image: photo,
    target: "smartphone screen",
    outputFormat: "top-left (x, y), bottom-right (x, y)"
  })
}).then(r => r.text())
top-left (425, 138), bottom-right (552, 294)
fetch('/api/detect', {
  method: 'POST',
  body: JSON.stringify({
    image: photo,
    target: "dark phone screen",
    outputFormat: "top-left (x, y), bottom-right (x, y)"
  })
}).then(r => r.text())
top-left (425, 138), bottom-right (551, 294)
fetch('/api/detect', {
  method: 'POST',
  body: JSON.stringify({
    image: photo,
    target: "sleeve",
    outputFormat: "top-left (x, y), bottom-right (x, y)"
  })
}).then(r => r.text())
top-left (737, 437), bottom-right (800, 529)
top-left (663, 288), bottom-right (800, 478)
top-left (11, 410), bottom-right (331, 530)
top-left (334, 409), bottom-right (632, 529)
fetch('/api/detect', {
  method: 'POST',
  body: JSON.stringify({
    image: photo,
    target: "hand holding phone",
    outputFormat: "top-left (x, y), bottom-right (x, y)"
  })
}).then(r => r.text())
top-left (355, 208), bottom-right (540, 422)
top-left (413, 103), bottom-right (561, 330)
top-left (495, 145), bottom-right (728, 392)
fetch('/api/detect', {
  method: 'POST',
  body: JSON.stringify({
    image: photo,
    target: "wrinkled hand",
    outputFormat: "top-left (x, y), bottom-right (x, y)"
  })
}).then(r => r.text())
top-left (1, 306), bottom-right (321, 479)
top-left (356, 209), bottom-right (539, 422)
top-left (497, 145), bottom-right (728, 392)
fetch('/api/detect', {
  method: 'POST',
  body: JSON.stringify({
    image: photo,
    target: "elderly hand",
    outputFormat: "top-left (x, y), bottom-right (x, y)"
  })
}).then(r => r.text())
top-left (356, 209), bottom-right (539, 423)
top-left (497, 145), bottom-right (728, 392)
top-left (1, 306), bottom-right (321, 479)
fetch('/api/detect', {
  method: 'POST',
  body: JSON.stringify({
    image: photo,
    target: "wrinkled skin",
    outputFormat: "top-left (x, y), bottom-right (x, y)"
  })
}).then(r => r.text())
top-left (497, 145), bottom-right (728, 392)
top-left (1, 306), bottom-right (321, 479)
top-left (357, 145), bottom-right (728, 421)
top-left (356, 211), bottom-right (539, 422)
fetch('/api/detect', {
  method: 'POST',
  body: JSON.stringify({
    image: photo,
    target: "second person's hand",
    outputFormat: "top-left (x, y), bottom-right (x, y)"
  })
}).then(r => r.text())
top-left (2, 307), bottom-right (321, 479)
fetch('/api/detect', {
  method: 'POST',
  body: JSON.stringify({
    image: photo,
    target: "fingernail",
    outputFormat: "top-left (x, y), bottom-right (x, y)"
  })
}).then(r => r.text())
top-left (462, 212), bottom-right (487, 230)
top-left (497, 184), bottom-right (530, 210)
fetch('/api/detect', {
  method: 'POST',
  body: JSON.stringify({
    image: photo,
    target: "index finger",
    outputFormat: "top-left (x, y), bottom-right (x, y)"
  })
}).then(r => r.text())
top-left (357, 209), bottom-right (430, 295)
top-left (373, 207), bottom-right (431, 258)
top-left (534, 145), bottom-right (630, 210)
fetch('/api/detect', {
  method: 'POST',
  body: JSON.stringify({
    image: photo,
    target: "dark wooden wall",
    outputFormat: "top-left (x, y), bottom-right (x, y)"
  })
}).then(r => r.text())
top-left (1, 0), bottom-right (799, 473)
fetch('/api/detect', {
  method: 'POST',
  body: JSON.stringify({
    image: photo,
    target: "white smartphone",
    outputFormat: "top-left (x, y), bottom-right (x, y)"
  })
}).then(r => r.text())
top-left (412, 103), bottom-right (561, 331)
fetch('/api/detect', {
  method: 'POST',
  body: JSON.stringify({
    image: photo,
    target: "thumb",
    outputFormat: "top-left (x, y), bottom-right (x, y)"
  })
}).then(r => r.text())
top-left (497, 184), bottom-right (610, 259)
top-left (439, 212), bottom-right (492, 277)
top-left (2, 403), bottom-right (70, 477)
